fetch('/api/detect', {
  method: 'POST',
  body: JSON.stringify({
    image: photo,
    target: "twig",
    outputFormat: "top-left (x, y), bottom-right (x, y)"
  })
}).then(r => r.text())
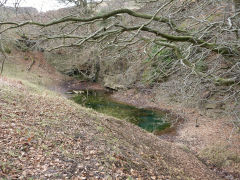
top-left (27, 57), bottom-right (35, 71)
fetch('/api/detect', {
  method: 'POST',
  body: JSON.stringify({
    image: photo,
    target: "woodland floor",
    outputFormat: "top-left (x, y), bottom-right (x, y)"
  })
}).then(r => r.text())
top-left (112, 89), bottom-right (240, 179)
top-left (0, 51), bottom-right (239, 179)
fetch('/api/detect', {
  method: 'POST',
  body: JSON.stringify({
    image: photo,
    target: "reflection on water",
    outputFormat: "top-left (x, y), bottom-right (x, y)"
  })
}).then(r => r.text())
top-left (72, 90), bottom-right (170, 133)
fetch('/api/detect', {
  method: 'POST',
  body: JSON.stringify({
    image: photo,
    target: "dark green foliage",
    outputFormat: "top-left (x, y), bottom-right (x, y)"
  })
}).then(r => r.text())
top-left (15, 35), bottom-right (37, 52)
top-left (142, 44), bottom-right (175, 86)
top-left (195, 61), bottom-right (208, 73)
top-left (4, 46), bottom-right (11, 54)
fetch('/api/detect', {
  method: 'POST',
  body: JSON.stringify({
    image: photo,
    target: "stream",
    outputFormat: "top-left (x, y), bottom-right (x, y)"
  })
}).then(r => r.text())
top-left (71, 90), bottom-right (171, 133)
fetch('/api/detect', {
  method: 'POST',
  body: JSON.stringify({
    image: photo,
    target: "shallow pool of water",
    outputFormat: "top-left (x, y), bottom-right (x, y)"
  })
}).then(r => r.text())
top-left (72, 90), bottom-right (170, 133)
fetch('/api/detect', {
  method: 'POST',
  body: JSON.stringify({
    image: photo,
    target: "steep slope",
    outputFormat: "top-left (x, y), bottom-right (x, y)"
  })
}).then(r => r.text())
top-left (0, 68), bottom-right (221, 179)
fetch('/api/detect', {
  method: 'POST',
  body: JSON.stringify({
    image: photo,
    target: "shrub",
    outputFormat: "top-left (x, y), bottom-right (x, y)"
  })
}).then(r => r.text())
top-left (195, 60), bottom-right (208, 73)
top-left (199, 145), bottom-right (240, 168)
top-left (142, 44), bottom-right (175, 85)
top-left (4, 46), bottom-right (11, 54)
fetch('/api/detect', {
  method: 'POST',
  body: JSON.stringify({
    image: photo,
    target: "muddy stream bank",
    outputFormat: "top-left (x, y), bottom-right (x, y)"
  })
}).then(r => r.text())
top-left (61, 80), bottom-right (181, 136)
top-left (59, 80), bottom-right (240, 179)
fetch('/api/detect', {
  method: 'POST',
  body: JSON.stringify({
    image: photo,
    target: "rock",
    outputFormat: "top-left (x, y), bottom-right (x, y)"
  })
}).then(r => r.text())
top-left (205, 103), bottom-right (217, 109)
top-left (103, 75), bottom-right (126, 90)
top-left (64, 67), bottom-right (80, 77)
top-left (66, 91), bottom-right (74, 94)
top-left (201, 90), bottom-right (212, 99)
top-left (205, 102), bottom-right (225, 110)
top-left (73, 90), bottom-right (84, 94)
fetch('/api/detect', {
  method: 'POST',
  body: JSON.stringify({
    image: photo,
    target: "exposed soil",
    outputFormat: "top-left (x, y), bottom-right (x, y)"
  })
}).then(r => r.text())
top-left (57, 76), bottom-right (240, 179)
top-left (1, 51), bottom-right (239, 179)
top-left (60, 80), bottom-right (105, 92)
top-left (0, 76), bottom-right (223, 179)
top-left (4, 50), bottom-right (66, 90)
top-left (111, 89), bottom-right (240, 179)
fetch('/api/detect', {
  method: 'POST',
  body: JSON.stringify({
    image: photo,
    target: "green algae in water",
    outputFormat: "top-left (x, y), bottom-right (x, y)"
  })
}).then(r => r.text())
top-left (72, 90), bottom-right (170, 133)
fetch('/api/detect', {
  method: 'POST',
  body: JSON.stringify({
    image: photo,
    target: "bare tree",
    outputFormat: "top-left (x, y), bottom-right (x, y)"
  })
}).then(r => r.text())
top-left (234, 0), bottom-right (240, 12)
top-left (0, 0), bottom-right (25, 75)
top-left (0, 0), bottom-right (7, 7)
top-left (0, 0), bottom-right (239, 127)
top-left (0, 0), bottom-right (8, 75)
top-left (0, 0), bottom-right (239, 81)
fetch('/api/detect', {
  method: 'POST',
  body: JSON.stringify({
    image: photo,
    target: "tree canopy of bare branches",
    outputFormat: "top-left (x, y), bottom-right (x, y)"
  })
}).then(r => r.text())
top-left (0, 0), bottom-right (239, 126)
